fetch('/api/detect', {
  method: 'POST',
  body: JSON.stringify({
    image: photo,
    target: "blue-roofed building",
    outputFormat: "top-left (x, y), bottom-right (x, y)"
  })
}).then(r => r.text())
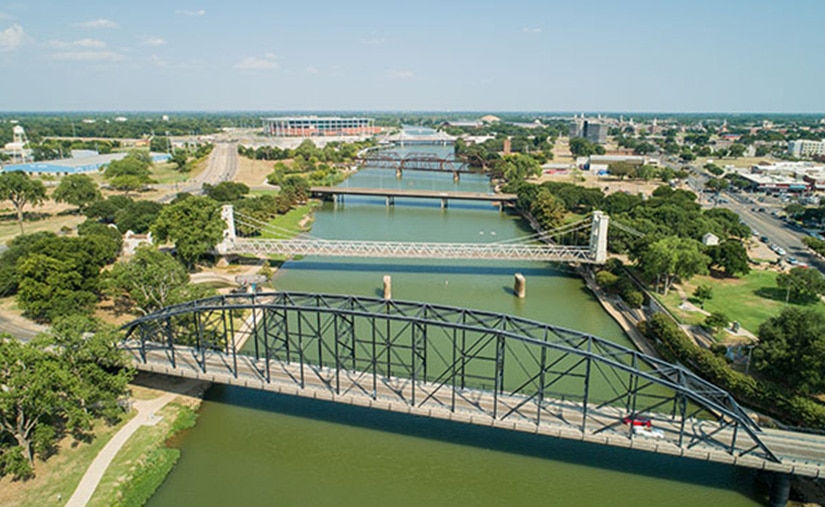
top-left (1, 152), bottom-right (171, 175)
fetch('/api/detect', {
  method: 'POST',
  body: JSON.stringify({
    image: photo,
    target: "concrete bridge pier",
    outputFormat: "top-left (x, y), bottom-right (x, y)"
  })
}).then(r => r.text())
top-left (383, 275), bottom-right (392, 300)
top-left (452, 170), bottom-right (460, 182)
top-left (396, 168), bottom-right (403, 178)
top-left (514, 273), bottom-right (526, 298)
top-left (441, 198), bottom-right (448, 209)
top-left (386, 196), bottom-right (395, 206)
top-left (768, 473), bottom-right (790, 507)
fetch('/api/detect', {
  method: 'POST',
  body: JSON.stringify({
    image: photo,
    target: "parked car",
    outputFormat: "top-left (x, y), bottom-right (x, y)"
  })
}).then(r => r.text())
top-left (622, 416), bottom-right (652, 428)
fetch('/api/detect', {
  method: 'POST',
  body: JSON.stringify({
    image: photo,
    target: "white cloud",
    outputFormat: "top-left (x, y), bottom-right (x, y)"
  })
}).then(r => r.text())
top-left (386, 69), bottom-right (414, 80)
top-left (521, 27), bottom-right (541, 33)
top-left (75, 18), bottom-right (120, 29)
top-left (46, 38), bottom-right (106, 49)
top-left (0, 12), bottom-right (11, 20)
top-left (176, 9), bottom-right (206, 17)
top-left (362, 37), bottom-right (385, 46)
top-left (140, 36), bottom-right (167, 46)
top-left (0, 23), bottom-right (24, 52)
top-left (52, 50), bottom-right (125, 62)
top-left (305, 66), bottom-right (319, 74)
top-left (148, 54), bottom-right (168, 67)
top-left (234, 53), bottom-right (278, 70)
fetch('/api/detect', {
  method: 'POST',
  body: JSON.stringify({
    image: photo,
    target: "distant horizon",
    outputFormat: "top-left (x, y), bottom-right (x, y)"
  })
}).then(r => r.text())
top-left (1, 110), bottom-right (824, 117)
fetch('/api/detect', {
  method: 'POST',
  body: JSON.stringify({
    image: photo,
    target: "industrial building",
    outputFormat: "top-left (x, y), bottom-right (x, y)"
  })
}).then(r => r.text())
top-left (261, 116), bottom-right (380, 137)
top-left (788, 139), bottom-right (825, 158)
top-left (1, 151), bottom-right (171, 175)
top-left (569, 118), bottom-right (608, 144)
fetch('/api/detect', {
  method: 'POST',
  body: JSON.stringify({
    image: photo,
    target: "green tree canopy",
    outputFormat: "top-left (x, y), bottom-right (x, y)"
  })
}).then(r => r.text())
top-left (637, 236), bottom-right (710, 295)
top-left (52, 174), bottom-right (101, 212)
top-left (754, 307), bottom-right (825, 394)
top-left (151, 195), bottom-right (225, 268)
top-left (0, 171), bottom-right (47, 234)
top-left (777, 267), bottom-right (825, 303)
top-left (707, 239), bottom-right (750, 277)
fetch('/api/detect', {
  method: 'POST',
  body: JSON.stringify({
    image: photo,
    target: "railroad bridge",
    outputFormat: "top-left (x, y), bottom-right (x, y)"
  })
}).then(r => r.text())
top-left (358, 151), bottom-right (470, 181)
top-left (122, 292), bottom-right (825, 506)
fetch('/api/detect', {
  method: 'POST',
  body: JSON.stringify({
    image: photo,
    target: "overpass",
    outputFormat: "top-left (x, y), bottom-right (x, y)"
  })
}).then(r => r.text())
top-left (309, 186), bottom-right (517, 209)
top-left (121, 292), bottom-right (825, 505)
top-left (216, 205), bottom-right (610, 264)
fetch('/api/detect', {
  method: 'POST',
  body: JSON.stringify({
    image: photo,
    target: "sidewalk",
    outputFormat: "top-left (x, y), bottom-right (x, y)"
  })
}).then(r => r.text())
top-left (66, 379), bottom-right (200, 507)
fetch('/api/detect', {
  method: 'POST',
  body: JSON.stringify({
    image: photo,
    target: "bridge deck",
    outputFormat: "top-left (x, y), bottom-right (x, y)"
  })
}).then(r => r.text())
top-left (310, 186), bottom-right (516, 202)
top-left (128, 346), bottom-right (825, 478)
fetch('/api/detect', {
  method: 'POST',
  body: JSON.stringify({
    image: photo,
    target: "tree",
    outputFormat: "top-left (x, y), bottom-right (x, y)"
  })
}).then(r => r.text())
top-left (754, 307), bottom-right (825, 394)
top-left (0, 338), bottom-right (67, 475)
top-left (707, 239), bottom-right (750, 277)
top-left (151, 195), bottom-right (225, 268)
top-left (777, 267), bottom-right (825, 303)
top-left (16, 253), bottom-right (97, 322)
top-left (0, 320), bottom-right (131, 477)
top-left (704, 311), bottom-right (729, 333)
top-left (114, 200), bottom-right (163, 234)
top-left (0, 171), bottom-right (47, 234)
top-left (637, 236), bottom-right (710, 295)
top-left (105, 245), bottom-right (190, 315)
top-left (693, 284), bottom-right (713, 308)
top-left (103, 154), bottom-right (154, 195)
top-left (203, 181), bottom-right (250, 202)
top-left (529, 187), bottom-right (566, 231)
top-left (568, 137), bottom-right (604, 157)
top-left (607, 161), bottom-right (636, 180)
top-left (170, 149), bottom-right (189, 171)
top-left (705, 178), bottom-right (729, 193)
top-left (728, 143), bottom-right (747, 158)
top-left (52, 174), bottom-right (100, 212)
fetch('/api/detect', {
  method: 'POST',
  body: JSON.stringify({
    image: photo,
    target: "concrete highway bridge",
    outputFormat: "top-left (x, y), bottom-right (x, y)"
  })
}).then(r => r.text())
top-left (309, 186), bottom-right (517, 209)
top-left (122, 292), bottom-right (825, 506)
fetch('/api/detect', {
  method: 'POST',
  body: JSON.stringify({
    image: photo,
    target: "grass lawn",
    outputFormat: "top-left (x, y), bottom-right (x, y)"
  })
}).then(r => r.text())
top-left (260, 202), bottom-right (320, 239)
top-left (86, 403), bottom-right (183, 507)
top-left (661, 269), bottom-right (825, 333)
top-left (0, 413), bottom-right (135, 507)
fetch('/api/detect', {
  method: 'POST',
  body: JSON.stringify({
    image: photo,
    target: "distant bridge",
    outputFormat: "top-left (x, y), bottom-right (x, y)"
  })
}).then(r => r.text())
top-left (380, 130), bottom-right (457, 146)
top-left (358, 151), bottom-right (469, 180)
top-left (216, 205), bottom-right (610, 264)
top-left (309, 186), bottom-right (517, 209)
top-left (121, 292), bottom-right (825, 497)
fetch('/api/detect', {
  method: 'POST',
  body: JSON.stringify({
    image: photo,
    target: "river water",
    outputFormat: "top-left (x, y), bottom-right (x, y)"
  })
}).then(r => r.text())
top-left (147, 146), bottom-right (764, 506)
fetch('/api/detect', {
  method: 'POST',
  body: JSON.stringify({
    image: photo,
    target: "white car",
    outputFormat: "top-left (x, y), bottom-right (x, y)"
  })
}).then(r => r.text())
top-left (634, 426), bottom-right (665, 439)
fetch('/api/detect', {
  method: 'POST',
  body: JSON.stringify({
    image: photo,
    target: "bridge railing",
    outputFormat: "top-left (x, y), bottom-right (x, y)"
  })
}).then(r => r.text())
top-left (122, 292), bottom-right (778, 465)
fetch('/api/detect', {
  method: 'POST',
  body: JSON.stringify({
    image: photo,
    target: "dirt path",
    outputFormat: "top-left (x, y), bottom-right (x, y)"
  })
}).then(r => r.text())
top-left (65, 380), bottom-right (200, 507)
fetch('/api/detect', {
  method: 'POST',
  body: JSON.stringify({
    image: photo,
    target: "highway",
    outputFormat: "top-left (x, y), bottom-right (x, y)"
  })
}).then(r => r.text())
top-left (157, 141), bottom-right (239, 203)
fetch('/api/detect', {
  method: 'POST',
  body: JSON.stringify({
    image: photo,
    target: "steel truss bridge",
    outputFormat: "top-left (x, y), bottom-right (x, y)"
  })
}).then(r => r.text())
top-left (122, 292), bottom-right (825, 479)
top-left (358, 151), bottom-right (470, 179)
top-left (217, 205), bottom-right (610, 264)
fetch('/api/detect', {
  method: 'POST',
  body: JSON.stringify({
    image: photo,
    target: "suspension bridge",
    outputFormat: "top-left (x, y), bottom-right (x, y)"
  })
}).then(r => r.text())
top-left (215, 205), bottom-right (610, 264)
top-left (121, 292), bottom-right (825, 506)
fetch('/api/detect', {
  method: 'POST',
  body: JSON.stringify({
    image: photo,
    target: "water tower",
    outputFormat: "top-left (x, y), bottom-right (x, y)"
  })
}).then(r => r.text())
top-left (4, 125), bottom-right (31, 163)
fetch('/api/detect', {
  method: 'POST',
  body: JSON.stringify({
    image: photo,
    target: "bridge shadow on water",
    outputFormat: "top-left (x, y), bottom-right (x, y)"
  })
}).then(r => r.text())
top-left (202, 383), bottom-right (763, 499)
top-left (333, 197), bottom-right (501, 212)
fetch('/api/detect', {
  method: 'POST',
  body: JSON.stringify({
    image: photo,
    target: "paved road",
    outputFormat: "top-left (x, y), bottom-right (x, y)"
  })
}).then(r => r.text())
top-left (157, 141), bottom-right (239, 203)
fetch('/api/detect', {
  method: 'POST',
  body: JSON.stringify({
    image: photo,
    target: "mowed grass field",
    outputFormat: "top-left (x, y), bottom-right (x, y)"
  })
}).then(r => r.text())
top-left (658, 268), bottom-right (825, 333)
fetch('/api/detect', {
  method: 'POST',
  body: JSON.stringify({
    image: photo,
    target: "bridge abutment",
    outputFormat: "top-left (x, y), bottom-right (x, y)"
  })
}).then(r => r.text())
top-left (383, 275), bottom-right (392, 300)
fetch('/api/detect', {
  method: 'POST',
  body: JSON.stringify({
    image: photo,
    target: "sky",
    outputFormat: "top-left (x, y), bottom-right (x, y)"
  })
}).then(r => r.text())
top-left (0, 0), bottom-right (823, 113)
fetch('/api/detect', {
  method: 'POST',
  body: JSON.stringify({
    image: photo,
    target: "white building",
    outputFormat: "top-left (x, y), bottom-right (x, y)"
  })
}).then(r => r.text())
top-left (788, 139), bottom-right (825, 158)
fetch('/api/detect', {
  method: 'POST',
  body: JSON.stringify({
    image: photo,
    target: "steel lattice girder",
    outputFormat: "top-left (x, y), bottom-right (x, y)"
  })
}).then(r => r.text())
top-left (122, 291), bottom-right (778, 463)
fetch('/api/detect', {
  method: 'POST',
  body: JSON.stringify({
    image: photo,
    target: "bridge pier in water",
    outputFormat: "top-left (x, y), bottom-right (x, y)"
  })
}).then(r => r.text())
top-left (514, 273), bottom-right (526, 298)
top-left (768, 473), bottom-right (791, 507)
top-left (383, 275), bottom-right (392, 300)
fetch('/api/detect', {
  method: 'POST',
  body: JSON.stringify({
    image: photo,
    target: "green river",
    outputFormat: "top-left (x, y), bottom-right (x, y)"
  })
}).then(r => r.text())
top-left (147, 150), bottom-right (765, 506)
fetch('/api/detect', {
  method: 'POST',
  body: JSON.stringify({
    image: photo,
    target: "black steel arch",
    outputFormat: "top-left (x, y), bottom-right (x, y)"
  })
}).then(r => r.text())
top-left (122, 291), bottom-right (778, 463)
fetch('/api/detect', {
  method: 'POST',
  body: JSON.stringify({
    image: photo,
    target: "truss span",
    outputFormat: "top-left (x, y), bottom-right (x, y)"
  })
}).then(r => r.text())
top-left (119, 291), bottom-right (825, 477)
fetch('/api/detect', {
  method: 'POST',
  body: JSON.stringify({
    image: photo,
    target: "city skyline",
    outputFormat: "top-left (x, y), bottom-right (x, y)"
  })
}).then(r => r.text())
top-left (1, 0), bottom-right (824, 113)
